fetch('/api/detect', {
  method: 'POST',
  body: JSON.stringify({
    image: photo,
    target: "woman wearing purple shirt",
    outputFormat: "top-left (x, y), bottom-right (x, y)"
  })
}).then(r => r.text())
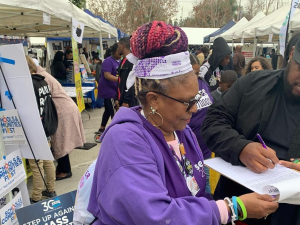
top-left (97, 43), bottom-right (121, 136)
top-left (88, 22), bottom-right (278, 225)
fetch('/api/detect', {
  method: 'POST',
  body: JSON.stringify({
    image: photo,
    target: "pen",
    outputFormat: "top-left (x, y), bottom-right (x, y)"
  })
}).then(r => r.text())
top-left (257, 133), bottom-right (274, 164)
top-left (257, 133), bottom-right (267, 149)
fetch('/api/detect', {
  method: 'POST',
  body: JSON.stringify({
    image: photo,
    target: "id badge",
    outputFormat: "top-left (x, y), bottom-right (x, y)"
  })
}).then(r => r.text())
top-left (186, 176), bottom-right (200, 196)
top-left (196, 89), bottom-right (213, 110)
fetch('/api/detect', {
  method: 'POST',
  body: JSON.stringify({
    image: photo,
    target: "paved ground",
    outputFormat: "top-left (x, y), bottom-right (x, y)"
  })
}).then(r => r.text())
top-left (27, 106), bottom-right (106, 197)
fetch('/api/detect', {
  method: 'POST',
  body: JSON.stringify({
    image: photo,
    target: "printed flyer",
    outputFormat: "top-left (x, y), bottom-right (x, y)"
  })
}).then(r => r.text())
top-left (0, 192), bottom-right (23, 225)
top-left (0, 150), bottom-right (26, 199)
top-left (0, 110), bottom-right (27, 145)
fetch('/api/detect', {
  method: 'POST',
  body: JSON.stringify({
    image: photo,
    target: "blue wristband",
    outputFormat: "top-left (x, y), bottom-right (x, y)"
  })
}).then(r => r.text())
top-left (232, 196), bottom-right (238, 218)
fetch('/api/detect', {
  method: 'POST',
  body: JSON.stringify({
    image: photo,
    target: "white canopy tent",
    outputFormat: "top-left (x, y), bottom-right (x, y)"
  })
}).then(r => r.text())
top-left (0, 0), bottom-right (117, 38)
top-left (233, 5), bottom-right (299, 40)
top-left (180, 27), bottom-right (219, 45)
top-left (0, 0), bottom-right (118, 58)
top-left (256, 10), bottom-right (300, 38)
top-left (232, 11), bottom-right (266, 40)
top-left (210, 17), bottom-right (249, 42)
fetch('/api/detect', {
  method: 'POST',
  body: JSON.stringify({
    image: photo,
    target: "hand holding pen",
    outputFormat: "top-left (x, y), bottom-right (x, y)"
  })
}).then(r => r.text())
top-left (239, 134), bottom-right (279, 174)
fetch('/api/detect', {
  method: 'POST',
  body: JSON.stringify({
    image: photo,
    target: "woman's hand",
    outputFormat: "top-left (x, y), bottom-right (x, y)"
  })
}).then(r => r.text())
top-left (279, 159), bottom-right (300, 171)
top-left (239, 193), bottom-right (278, 219)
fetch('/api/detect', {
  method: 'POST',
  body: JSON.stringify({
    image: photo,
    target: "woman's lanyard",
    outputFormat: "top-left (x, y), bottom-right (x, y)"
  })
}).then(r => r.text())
top-left (169, 132), bottom-right (200, 196)
top-left (168, 132), bottom-right (194, 180)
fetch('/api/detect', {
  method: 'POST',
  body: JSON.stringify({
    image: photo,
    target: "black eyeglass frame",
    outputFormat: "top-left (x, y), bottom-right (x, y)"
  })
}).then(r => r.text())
top-left (149, 91), bottom-right (200, 112)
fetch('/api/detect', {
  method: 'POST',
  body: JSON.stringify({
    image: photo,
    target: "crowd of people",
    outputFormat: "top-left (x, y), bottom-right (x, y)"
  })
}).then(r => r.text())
top-left (72, 21), bottom-right (300, 225)
top-left (23, 20), bottom-right (300, 225)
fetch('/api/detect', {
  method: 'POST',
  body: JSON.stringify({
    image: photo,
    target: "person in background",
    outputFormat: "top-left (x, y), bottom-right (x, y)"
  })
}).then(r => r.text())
top-left (199, 37), bottom-right (231, 92)
top-left (82, 47), bottom-right (89, 60)
top-left (233, 45), bottom-right (245, 78)
top-left (201, 38), bottom-right (300, 225)
top-left (93, 56), bottom-right (102, 83)
top-left (283, 32), bottom-right (300, 68)
top-left (270, 49), bottom-right (277, 70)
top-left (189, 54), bottom-right (214, 193)
top-left (197, 46), bottom-right (209, 65)
top-left (37, 47), bottom-right (45, 67)
top-left (116, 37), bottom-right (139, 108)
top-left (211, 70), bottom-right (238, 102)
top-left (63, 49), bottom-right (73, 70)
top-left (244, 56), bottom-right (272, 75)
top-left (103, 47), bottom-right (112, 59)
top-left (96, 43), bottom-right (121, 137)
top-left (26, 56), bottom-right (57, 203)
top-left (23, 36), bottom-right (30, 55)
top-left (31, 58), bottom-right (86, 181)
top-left (88, 21), bottom-right (278, 225)
top-left (51, 51), bottom-right (67, 84)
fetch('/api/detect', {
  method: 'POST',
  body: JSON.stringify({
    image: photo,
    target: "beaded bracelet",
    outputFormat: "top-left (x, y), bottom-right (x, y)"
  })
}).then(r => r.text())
top-left (236, 197), bottom-right (247, 220)
top-left (224, 197), bottom-right (237, 225)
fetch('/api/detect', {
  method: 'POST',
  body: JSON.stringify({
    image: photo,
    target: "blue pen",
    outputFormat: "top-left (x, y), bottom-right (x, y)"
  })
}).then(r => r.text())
top-left (257, 133), bottom-right (274, 164)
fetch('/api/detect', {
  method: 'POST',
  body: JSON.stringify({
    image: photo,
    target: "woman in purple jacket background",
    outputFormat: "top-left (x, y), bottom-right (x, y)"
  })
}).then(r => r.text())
top-left (88, 21), bottom-right (278, 225)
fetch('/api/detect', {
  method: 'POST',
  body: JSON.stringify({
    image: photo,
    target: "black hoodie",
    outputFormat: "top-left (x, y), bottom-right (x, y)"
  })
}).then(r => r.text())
top-left (199, 37), bottom-right (231, 92)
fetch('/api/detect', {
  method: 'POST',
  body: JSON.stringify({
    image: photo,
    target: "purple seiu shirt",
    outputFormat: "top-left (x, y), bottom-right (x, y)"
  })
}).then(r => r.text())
top-left (97, 56), bottom-right (120, 99)
top-left (189, 78), bottom-right (214, 159)
top-left (88, 107), bottom-right (221, 225)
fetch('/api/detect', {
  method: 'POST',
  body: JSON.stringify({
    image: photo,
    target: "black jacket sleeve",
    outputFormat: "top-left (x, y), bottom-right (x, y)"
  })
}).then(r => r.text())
top-left (123, 86), bottom-right (134, 104)
top-left (201, 75), bottom-right (252, 165)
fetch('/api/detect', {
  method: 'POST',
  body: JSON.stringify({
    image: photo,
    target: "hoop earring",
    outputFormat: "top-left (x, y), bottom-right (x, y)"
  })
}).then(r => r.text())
top-left (146, 107), bottom-right (163, 127)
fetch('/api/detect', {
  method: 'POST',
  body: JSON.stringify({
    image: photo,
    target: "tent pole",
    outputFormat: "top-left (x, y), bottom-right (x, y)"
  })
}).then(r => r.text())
top-left (232, 39), bottom-right (234, 52)
top-left (253, 32), bottom-right (257, 57)
top-left (99, 31), bottom-right (104, 59)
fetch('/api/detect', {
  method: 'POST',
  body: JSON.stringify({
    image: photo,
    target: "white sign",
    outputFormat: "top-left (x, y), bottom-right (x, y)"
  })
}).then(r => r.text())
top-left (268, 34), bottom-right (273, 43)
top-left (0, 44), bottom-right (54, 160)
top-left (0, 192), bottom-right (23, 225)
top-left (72, 18), bottom-right (85, 44)
top-left (0, 150), bottom-right (26, 199)
top-left (43, 13), bottom-right (51, 25)
top-left (242, 51), bottom-right (254, 66)
top-left (279, 0), bottom-right (299, 56)
top-left (0, 110), bottom-right (27, 145)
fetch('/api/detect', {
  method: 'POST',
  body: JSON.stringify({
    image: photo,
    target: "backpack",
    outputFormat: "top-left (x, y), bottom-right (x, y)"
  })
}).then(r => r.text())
top-left (32, 74), bottom-right (58, 137)
top-left (73, 160), bottom-right (97, 225)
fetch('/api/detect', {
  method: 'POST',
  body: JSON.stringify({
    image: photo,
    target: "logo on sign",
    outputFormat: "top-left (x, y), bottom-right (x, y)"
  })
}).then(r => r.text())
top-left (1, 198), bottom-right (22, 224)
top-left (42, 198), bottom-right (61, 212)
top-left (0, 155), bottom-right (23, 182)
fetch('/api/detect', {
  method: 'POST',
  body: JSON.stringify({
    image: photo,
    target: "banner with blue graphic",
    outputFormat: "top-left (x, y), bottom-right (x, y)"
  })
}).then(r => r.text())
top-left (0, 192), bottom-right (23, 225)
top-left (16, 191), bottom-right (76, 225)
top-left (0, 150), bottom-right (26, 199)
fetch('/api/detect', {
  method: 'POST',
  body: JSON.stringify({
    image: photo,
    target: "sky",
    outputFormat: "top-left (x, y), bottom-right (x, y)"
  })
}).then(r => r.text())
top-left (176, 0), bottom-right (288, 20)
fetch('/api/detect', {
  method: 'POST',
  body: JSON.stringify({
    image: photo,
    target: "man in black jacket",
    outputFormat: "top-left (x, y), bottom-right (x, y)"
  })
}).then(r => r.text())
top-left (202, 39), bottom-right (300, 225)
top-left (116, 37), bottom-right (138, 107)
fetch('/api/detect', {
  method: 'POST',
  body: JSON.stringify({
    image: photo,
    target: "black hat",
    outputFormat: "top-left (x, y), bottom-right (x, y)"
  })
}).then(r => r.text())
top-left (293, 37), bottom-right (300, 64)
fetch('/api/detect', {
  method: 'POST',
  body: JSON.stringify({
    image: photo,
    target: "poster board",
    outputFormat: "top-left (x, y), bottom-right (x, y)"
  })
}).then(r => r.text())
top-left (0, 110), bottom-right (27, 146)
top-left (0, 150), bottom-right (26, 199)
top-left (0, 44), bottom-right (54, 160)
top-left (79, 54), bottom-right (91, 73)
top-left (72, 37), bottom-right (85, 113)
top-left (0, 192), bottom-right (23, 225)
top-left (16, 191), bottom-right (77, 225)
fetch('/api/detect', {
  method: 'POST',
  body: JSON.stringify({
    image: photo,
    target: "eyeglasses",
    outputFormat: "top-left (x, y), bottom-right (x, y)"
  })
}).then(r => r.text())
top-left (150, 91), bottom-right (201, 112)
